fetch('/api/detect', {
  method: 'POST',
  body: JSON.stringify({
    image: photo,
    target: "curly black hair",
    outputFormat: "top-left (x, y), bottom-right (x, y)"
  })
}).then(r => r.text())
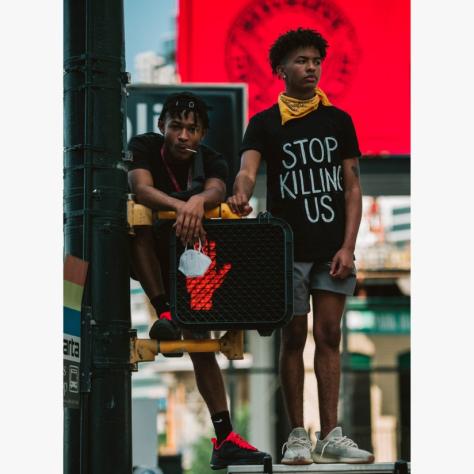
top-left (159, 92), bottom-right (210, 130)
top-left (269, 28), bottom-right (329, 74)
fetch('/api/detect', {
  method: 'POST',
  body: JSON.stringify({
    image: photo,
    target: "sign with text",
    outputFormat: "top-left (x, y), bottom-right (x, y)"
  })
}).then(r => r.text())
top-left (64, 256), bottom-right (88, 409)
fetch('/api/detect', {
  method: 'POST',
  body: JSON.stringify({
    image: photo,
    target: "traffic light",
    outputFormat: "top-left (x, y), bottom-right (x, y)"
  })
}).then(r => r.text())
top-left (170, 215), bottom-right (294, 336)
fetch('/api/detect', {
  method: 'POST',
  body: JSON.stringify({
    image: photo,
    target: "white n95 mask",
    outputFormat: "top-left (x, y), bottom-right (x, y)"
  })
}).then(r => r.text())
top-left (178, 239), bottom-right (211, 277)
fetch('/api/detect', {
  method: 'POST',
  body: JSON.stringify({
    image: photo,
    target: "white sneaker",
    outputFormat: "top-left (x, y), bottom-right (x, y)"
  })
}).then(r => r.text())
top-left (312, 427), bottom-right (375, 464)
top-left (281, 427), bottom-right (313, 465)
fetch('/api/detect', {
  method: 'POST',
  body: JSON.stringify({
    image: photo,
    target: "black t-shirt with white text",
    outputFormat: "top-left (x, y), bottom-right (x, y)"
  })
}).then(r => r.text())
top-left (240, 104), bottom-right (361, 262)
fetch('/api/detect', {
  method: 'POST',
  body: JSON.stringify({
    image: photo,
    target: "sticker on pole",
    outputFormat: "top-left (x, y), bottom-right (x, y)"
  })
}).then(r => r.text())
top-left (63, 255), bottom-right (88, 409)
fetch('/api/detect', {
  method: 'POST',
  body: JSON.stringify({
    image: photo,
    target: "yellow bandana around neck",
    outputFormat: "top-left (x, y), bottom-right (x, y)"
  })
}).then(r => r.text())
top-left (278, 87), bottom-right (332, 125)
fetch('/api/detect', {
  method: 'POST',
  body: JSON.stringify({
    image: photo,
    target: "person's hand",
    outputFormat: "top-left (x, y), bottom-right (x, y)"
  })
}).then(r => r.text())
top-left (173, 196), bottom-right (206, 244)
top-left (227, 193), bottom-right (253, 216)
top-left (330, 248), bottom-right (355, 279)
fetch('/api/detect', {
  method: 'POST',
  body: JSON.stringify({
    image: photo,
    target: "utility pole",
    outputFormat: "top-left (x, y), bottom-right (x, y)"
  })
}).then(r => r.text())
top-left (64, 1), bottom-right (132, 473)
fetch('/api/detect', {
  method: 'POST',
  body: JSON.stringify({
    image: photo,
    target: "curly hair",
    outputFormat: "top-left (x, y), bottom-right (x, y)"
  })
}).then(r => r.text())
top-left (159, 92), bottom-right (210, 130)
top-left (269, 28), bottom-right (329, 74)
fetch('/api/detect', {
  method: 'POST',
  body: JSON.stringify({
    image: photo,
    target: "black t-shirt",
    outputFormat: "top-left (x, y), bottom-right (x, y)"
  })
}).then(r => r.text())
top-left (127, 132), bottom-right (228, 200)
top-left (240, 104), bottom-right (361, 262)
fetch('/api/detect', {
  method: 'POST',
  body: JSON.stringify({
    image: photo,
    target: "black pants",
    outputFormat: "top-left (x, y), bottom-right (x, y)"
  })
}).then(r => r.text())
top-left (130, 221), bottom-right (176, 299)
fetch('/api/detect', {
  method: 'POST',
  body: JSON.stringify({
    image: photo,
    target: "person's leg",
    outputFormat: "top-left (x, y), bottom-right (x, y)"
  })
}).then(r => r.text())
top-left (280, 262), bottom-right (312, 428)
top-left (309, 268), bottom-right (373, 464)
top-left (184, 330), bottom-right (229, 417)
top-left (183, 330), bottom-right (269, 468)
top-left (280, 315), bottom-right (308, 428)
top-left (311, 289), bottom-right (346, 439)
top-left (130, 226), bottom-right (165, 300)
top-left (131, 226), bottom-right (180, 343)
top-left (191, 352), bottom-right (232, 437)
top-left (280, 263), bottom-right (313, 465)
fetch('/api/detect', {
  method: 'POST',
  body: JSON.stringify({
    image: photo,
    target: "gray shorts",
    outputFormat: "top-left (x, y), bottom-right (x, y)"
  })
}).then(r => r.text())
top-left (293, 261), bottom-right (357, 315)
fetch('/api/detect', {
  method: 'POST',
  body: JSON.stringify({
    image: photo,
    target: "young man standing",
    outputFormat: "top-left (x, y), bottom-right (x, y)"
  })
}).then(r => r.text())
top-left (228, 29), bottom-right (374, 464)
top-left (128, 92), bottom-right (268, 469)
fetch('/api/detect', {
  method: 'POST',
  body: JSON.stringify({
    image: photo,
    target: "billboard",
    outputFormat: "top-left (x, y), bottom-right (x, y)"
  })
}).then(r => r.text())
top-left (177, 0), bottom-right (410, 155)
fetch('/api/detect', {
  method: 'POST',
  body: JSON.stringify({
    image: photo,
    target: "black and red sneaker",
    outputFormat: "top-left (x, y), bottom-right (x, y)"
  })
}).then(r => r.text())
top-left (149, 311), bottom-right (183, 357)
top-left (210, 432), bottom-right (270, 470)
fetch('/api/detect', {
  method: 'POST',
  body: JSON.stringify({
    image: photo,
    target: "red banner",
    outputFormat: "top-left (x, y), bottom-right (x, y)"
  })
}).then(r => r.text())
top-left (177, 0), bottom-right (410, 155)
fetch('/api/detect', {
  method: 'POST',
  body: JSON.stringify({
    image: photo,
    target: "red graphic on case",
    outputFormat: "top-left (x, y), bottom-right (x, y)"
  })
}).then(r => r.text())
top-left (185, 240), bottom-right (232, 310)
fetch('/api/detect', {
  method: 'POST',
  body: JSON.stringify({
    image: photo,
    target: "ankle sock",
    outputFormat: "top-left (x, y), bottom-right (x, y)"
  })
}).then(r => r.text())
top-left (211, 411), bottom-right (233, 444)
top-left (150, 294), bottom-right (170, 319)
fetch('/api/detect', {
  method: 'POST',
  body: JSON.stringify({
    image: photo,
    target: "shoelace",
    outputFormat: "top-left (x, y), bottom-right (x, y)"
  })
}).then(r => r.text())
top-left (319, 436), bottom-right (358, 460)
top-left (282, 437), bottom-right (312, 454)
top-left (228, 433), bottom-right (258, 451)
top-left (212, 433), bottom-right (258, 451)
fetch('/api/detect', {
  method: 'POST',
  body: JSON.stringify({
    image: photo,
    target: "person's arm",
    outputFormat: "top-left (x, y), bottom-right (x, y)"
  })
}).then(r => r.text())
top-left (174, 177), bottom-right (226, 244)
top-left (128, 168), bottom-right (185, 212)
top-left (330, 157), bottom-right (363, 279)
top-left (227, 149), bottom-right (262, 216)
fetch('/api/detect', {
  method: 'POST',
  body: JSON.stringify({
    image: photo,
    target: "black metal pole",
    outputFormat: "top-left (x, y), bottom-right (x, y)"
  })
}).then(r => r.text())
top-left (64, 1), bottom-right (132, 473)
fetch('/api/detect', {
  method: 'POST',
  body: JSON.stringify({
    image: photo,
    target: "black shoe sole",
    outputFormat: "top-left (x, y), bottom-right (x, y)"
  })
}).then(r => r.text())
top-left (162, 351), bottom-right (184, 358)
top-left (149, 320), bottom-right (183, 357)
top-left (149, 321), bottom-right (181, 341)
